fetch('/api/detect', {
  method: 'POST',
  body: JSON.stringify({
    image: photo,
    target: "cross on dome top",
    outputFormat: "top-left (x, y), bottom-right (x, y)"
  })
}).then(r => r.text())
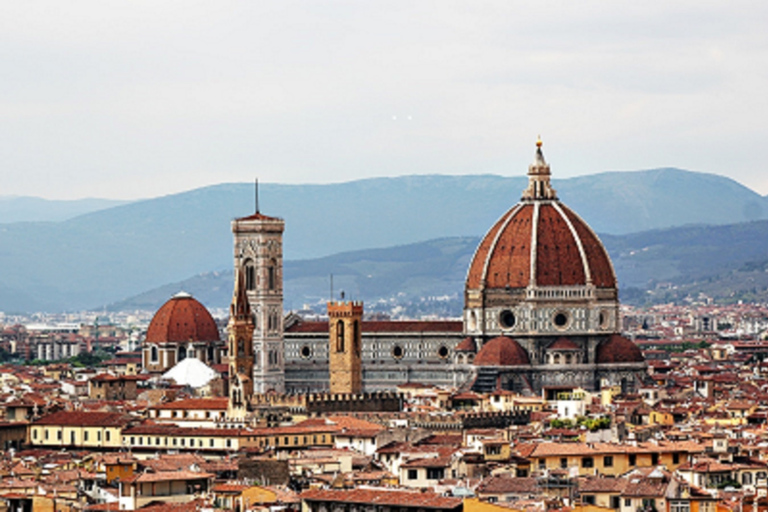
top-left (522, 137), bottom-right (558, 200)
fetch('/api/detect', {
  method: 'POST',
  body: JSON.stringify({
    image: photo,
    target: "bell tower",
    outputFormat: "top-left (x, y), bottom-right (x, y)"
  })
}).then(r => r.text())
top-left (232, 201), bottom-right (286, 393)
top-left (328, 301), bottom-right (363, 394)
top-left (227, 268), bottom-right (254, 420)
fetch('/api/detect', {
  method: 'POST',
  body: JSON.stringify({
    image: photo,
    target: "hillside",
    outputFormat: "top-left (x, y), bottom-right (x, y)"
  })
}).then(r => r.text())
top-left (110, 220), bottom-right (768, 315)
top-left (0, 168), bottom-right (766, 312)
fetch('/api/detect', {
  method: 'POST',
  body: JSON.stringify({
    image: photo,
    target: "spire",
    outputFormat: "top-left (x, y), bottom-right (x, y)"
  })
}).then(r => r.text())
top-left (522, 136), bottom-right (557, 200)
top-left (231, 267), bottom-right (251, 319)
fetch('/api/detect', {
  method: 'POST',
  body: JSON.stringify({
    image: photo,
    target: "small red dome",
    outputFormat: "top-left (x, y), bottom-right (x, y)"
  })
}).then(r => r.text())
top-left (474, 336), bottom-right (530, 366)
top-left (145, 292), bottom-right (220, 344)
top-left (455, 337), bottom-right (477, 353)
top-left (548, 337), bottom-right (580, 351)
top-left (466, 202), bottom-right (615, 290)
top-left (595, 334), bottom-right (644, 364)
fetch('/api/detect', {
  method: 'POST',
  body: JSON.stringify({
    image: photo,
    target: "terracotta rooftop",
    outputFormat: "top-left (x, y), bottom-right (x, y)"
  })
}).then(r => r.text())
top-left (301, 488), bottom-right (462, 510)
top-left (32, 411), bottom-right (132, 428)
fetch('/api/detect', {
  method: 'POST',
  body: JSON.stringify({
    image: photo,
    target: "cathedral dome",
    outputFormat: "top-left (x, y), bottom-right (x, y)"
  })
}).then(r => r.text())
top-left (474, 336), bottom-right (530, 366)
top-left (145, 292), bottom-right (220, 344)
top-left (595, 334), bottom-right (644, 364)
top-left (466, 200), bottom-right (615, 290)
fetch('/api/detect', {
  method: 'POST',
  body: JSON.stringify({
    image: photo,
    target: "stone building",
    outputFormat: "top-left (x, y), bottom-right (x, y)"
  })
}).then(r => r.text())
top-left (328, 301), bottom-right (363, 394)
top-left (280, 139), bottom-right (646, 394)
top-left (231, 209), bottom-right (286, 393)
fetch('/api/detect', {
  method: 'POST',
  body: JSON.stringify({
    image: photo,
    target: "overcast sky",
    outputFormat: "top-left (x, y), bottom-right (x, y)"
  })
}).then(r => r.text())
top-left (1, 1), bottom-right (767, 200)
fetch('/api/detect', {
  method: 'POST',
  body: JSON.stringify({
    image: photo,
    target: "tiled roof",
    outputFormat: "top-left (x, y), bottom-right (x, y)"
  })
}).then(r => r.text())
top-left (596, 334), bottom-right (645, 364)
top-left (32, 411), bottom-right (132, 427)
top-left (477, 475), bottom-right (539, 495)
top-left (466, 202), bottom-right (616, 290)
top-left (123, 470), bottom-right (213, 484)
top-left (151, 397), bottom-right (229, 410)
top-left (301, 489), bottom-right (462, 509)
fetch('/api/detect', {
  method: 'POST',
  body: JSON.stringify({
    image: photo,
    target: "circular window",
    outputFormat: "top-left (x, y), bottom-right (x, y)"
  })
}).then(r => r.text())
top-left (438, 346), bottom-right (449, 359)
top-left (392, 345), bottom-right (405, 359)
top-left (553, 311), bottom-right (569, 329)
top-left (300, 345), bottom-right (312, 359)
top-left (499, 310), bottom-right (516, 329)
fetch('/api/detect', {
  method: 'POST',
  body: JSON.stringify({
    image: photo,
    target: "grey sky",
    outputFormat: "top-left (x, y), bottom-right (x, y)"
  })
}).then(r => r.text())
top-left (1, 1), bottom-right (767, 199)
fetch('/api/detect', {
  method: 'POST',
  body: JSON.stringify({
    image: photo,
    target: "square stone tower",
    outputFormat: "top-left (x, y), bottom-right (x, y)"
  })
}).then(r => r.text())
top-left (328, 301), bottom-right (363, 394)
top-left (232, 211), bottom-right (285, 393)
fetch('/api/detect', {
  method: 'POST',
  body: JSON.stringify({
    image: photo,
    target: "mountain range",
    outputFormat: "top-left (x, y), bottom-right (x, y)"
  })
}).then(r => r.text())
top-left (109, 220), bottom-right (768, 315)
top-left (0, 168), bottom-right (766, 313)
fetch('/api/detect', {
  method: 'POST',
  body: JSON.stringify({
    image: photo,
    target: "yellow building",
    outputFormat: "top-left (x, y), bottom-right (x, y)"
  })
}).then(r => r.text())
top-left (121, 423), bottom-right (337, 453)
top-left (523, 441), bottom-right (705, 477)
top-left (29, 411), bottom-right (131, 449)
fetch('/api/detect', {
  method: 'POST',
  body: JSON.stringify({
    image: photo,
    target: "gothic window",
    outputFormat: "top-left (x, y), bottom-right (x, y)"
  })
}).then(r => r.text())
top-left (244, 260), bottom-right (255, 291)
top-left (267, 260), bottom-right (276, 291)
top-left (238, 339), bottom-right (245, 357)
top-left (336, 320), bottom-right (345, 352)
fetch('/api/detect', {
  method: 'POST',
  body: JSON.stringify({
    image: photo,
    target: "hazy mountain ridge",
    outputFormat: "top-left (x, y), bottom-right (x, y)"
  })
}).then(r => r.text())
top-left (0, 196), bottom-right (130, 223)
top-left (0, 168), bottom-right (766, 312)
top-left (110, 220), bottom-right (768, 314)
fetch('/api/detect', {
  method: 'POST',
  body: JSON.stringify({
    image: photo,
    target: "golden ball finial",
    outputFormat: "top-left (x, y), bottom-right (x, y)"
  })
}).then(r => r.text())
top-left (536, 135), bottom-right (543, 148)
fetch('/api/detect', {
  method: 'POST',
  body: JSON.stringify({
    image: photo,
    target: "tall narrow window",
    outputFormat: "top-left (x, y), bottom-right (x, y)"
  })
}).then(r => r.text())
top-left (353, 320), bottom-right (360, 355)
top-left (336, 320), bottom-right (345, 352)
top-left (245, 260), bottom-right (255, 290)
top-left (267, 260), bottom-right (276, 290)
top-left (150, 346), bottom-right (158, 363)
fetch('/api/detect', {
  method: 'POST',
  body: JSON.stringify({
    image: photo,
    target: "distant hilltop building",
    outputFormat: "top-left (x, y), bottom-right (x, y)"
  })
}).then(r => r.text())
top-left (259, 140), bottom-right (648, 395)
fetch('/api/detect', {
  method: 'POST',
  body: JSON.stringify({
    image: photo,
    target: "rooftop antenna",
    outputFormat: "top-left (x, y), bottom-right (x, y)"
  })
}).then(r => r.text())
top-left (254, 178), bottom-right (260, 214)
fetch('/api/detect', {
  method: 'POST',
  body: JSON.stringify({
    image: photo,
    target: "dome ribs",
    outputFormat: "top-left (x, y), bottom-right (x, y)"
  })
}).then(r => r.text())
top-left (535, 205), bottom-right (585, 286)
top-left (560, 206), bottom-right (616, 288)
top-left (485, 204), bottom-right (533, 289)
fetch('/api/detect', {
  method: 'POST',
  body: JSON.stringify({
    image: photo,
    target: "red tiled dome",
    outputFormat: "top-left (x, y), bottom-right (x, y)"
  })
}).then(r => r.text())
top-left (474, 336), bottom-right (530, 366)
top-left (595, 334), bottom-right (644, 364)
top-left (466, 202), bottom-right (615, 290)
top-left (145, 292), bottom-right (220, 344)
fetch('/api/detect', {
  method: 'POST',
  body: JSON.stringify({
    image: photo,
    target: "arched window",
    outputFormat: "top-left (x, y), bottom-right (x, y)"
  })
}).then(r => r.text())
top-left (267, 259), bottom-right (277, 290)
top-left (566, 354), bottom-right (572, 365)
top-left (244, 260), bottom-right (255, 291)
top-left (554, 353), bottom-right (561, 364)
top-left (150, 346), bottom-right (158, 363)
top-left (336, 320), bottom-right (345, 352)
top-left (238, 339), bottom-right (245, 357)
